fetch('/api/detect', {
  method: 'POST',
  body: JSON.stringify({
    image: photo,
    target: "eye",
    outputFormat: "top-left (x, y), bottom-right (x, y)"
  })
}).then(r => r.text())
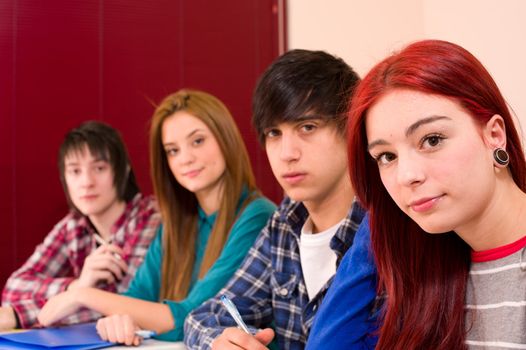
top-left (67, 168), bottom-right (81, 175)
top-left (165, 148), bottom-right (179, 157)
top-left (373, 152), bottom-right (397, 165)
top-left (300, 123), bottom-right (317, 133)
top-left (94, 164), bottom-right (108, 172)
top-left (264, 128), bottom-right (281, 139)
top-left (421, 134), bottom-right (445, 150)
top-left (193, 137), bottom-right (205, 146)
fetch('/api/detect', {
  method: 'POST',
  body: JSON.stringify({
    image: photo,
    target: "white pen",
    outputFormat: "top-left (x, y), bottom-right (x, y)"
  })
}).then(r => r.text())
top-left (135, 329), bottom-right (156, 339)
top-left (220, 294), bottom-right (251, 334)
top-left (93, 234), bottom-right (123, 261)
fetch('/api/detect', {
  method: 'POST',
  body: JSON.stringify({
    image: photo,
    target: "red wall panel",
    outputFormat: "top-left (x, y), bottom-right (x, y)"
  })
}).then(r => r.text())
top-left (180, 0), bottom-right (283, 201)
top-left (0, 0), bottom-right (15, 279)
top-left (14, 1), bottom-right (101, 274)
top-left (102, 0), bottom-right (184, 192)
top-left (0, 0), bottom-right (283, 288)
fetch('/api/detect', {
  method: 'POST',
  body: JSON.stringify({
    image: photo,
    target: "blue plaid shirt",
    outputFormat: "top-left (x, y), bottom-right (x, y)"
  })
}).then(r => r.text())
top-left (184, 197), bottom-right (366, 350)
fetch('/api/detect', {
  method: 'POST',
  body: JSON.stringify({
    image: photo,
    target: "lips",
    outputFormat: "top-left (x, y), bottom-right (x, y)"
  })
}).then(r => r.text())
top-left (81, 194), bottom-right (98, 201)
top-left (282, 172), bottom-right (307, 185)
top-left (409, 194), bottom-right (444, 213)
top-left (183, 168), bottom-right (202, 178)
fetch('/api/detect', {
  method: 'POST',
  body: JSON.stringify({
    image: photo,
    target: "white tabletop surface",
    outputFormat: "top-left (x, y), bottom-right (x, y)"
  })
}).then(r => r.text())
top-left (110, 339), bottom-right (186, 349)
top-left (0, 326), bottom-right (187, 349)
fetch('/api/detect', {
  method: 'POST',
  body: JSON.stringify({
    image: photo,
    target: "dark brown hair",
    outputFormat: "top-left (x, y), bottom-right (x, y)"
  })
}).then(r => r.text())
top-left (58, 120), bottom-right (139, 212)
top-left (252, 49), bottom-right (360, 144)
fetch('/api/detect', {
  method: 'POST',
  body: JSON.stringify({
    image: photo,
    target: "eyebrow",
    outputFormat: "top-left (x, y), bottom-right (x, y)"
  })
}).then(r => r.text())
top-left (185, 128), bottom-right (204, 139)
top-left (163, 128), bottom-right (205, 146)
top-left (65, 158), bottom-right (106, 166)
top-left (294, 114), bottom-right (324, 122)
top-left (266, 114), bottom-right (326, 130)
top-left (367, 115), bottom-right (451, 151)
top-left (405, 115), bottom-right (451, 137)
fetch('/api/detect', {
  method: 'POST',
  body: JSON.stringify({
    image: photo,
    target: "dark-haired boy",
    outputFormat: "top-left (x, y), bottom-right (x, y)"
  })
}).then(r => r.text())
top-left (0, 121), bottom-right (160, 329)
top-left (184, 50), bottom-right (377, 350)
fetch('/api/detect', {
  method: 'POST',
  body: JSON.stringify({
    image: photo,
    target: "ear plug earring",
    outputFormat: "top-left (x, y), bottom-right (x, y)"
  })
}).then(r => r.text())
top-left (493, 147), bottom-right (510, 167)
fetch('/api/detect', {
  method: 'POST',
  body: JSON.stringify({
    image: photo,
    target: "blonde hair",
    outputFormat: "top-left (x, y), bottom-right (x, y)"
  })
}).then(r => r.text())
top-left (150, 89), bottom-right (258, 301)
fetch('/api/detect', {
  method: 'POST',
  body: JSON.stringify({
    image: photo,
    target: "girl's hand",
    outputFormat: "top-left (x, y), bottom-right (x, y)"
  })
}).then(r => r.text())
top-left (96, 314), bottom-right (142, 346)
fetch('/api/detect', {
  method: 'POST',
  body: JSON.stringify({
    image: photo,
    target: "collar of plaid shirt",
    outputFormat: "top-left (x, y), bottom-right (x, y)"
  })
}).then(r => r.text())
top-left (270, 197), bottom-right (366, 348)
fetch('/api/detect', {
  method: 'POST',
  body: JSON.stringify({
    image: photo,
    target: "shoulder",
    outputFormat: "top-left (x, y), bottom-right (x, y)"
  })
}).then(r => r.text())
top-left (234, 196), bottom-right (298, 231)
top-left (124, 194), bottom-right (161, 226)
top-left (230, 196), bottom-right (276, 234)
top-left (153, 224), bottom-right (164, 241)
top-left (271, 196), bottom-right (307, 224)
top-left (242, 195), bottom-right (277, 216)
top-left (34, 210), bottom-right (88, 249)
top-left (251, 197), bottom-right (306, 244)
top-left (280, 195), bottom-right (305, 212)
top-left (141, 224), bottom-right (164, 255)
top-left (53, 210), bottom-right (86, 233)
top-left (349, 214), bottom-right (372, 252)
top-left (339, 214), bottom-right (374, 271)
top-left (128, 193), bottom-right (159, 213)
top-left (347, 201), bottom-right (367, 229)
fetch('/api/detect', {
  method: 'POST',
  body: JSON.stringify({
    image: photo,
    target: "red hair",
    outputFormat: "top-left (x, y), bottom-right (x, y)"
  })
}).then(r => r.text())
top-left (348, 40), bottom-right (526, 349)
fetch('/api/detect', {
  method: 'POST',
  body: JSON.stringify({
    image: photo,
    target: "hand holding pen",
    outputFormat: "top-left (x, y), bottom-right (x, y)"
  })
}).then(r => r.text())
top-left (69, 234), bottom-right (128, 290)
top-left (220, 295), bottom-right (252, 334)
top-left (93, 234), bottom-right (124, 261)
top-left (135, 329), bottom-right (156, 339)
top-left (96, 314), bottom-right (156, 346)
top-left (213, 295), bottom-right (275, 349)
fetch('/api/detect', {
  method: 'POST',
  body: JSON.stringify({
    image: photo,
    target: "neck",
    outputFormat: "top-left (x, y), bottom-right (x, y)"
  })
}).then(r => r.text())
top-left (303, 176), bottom-right (355, 233)
top-left (89, 200), bottom-right (126, 241)
top-left (196, 182), bottom-right (224, 216)
top-left (457, 176), bottom-right (526, 251)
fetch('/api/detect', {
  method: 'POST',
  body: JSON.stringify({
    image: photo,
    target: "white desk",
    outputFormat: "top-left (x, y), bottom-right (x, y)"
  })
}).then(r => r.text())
top-left (111, 339), bottom-right (186, 349)
top-left (0, 329), bottom-right (186, 349)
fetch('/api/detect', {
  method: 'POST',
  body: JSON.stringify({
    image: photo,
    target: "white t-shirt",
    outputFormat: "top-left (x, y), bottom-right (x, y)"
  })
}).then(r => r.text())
top-left (299, 217), bottom-right (344, 300)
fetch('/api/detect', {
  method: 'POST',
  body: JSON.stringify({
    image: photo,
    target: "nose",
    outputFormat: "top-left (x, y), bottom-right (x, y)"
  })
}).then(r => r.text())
top-left (177, 146), bottom-right (196, 165)
top-left (80, 170), bottom-right (95, 188)
top-left (396, 152), bottom-right (425, 187)
top-left (279, 133), bottom-right (300, 162)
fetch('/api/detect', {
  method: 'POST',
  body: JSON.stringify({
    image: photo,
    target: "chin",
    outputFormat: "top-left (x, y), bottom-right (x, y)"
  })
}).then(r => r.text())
top-left (74, 206), bottom-right (90, 215)
top-left (180, 182), bottom-right (200, 193)
top-left (78, 204), bottom-right (106, 217)
top-left (283, 189), bottom-right (309, 203)
top-left (414, 220), bottom-right (453, 234)
top-left (78, 209), bottom-right (95, 216)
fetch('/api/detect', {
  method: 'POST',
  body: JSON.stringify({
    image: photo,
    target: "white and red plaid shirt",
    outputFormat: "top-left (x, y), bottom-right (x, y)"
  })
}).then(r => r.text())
top-left (1, 193), bottom-right (161, 328)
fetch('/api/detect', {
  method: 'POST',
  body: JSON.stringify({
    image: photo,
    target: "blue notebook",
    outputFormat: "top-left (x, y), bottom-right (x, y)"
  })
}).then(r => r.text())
top-left (0, 322), bottom-right (113, 349)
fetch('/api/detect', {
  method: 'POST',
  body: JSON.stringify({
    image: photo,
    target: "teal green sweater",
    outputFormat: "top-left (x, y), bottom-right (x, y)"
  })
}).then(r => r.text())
top-left (123, 193), bottom-right (276, 341)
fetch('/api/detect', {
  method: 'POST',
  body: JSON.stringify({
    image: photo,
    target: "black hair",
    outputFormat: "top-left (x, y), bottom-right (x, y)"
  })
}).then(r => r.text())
top-left (58, 120), bottom-right (139, 212)
top-left (252, 49), bottom-right (360, 144)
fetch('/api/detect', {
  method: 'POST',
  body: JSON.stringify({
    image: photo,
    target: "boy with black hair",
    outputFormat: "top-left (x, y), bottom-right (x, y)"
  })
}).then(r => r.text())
top-left (184, 50), bottom-right (377, 350)
top-left (0, 121), bottom-right (160, 329)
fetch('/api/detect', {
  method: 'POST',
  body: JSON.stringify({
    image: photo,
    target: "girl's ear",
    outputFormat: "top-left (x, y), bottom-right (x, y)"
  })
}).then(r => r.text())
top-left (483, 114), bottom-right (507, 150)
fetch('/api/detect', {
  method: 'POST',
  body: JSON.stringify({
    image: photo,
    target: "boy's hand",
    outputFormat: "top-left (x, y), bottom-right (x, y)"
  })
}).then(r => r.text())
top-left (38, 288), bottom-right (81, 326)
top-left (0, 306), bottom-right (17, 330)
top-left (70, 244), bottom-right (127, 289)
top-left (212, 327), bottom-right (274, 349)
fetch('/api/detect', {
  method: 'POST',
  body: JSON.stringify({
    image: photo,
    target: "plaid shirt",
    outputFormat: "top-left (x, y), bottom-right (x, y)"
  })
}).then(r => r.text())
top-left (184, 197), bottom-right (365, 350)
top-left (1, 193), bottom-right (161, 328)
